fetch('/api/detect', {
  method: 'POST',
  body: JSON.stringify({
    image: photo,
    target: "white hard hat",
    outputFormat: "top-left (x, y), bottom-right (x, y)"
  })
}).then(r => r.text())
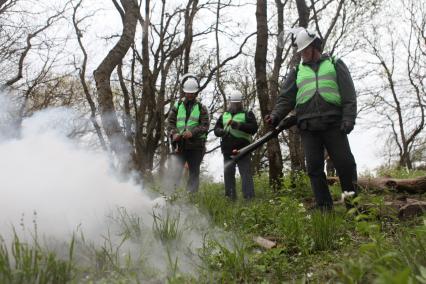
top-left (290, 28), bottom-right (318, 53)
top-left (182, 77), bottom-right (199, 93)
top-left (229, 93), bottom-right (242, 102)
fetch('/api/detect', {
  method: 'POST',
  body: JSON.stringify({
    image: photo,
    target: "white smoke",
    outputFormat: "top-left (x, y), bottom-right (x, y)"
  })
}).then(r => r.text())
top-left (0, 92), bottom-right (222, 279)
top-left (0, 106), bottom-right (155, 239)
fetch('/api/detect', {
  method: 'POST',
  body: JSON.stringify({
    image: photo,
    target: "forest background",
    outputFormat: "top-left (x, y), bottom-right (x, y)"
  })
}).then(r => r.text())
top-left (1, 0), bottom-right (424, 185)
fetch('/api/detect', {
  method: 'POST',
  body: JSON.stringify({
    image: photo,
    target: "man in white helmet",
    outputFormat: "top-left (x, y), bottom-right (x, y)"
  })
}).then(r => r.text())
top-left (167, 74), bottom-right (209, 193)
top-left (265, 28), bottom-right (358, 210)
top-left (214, 93), bottom-right (258, 200)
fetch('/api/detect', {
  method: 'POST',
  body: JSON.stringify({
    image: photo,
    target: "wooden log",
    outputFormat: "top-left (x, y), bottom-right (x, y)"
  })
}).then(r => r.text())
top-left (327, 176), bottom-right (426, 194)
top-left (357, 198), bottom-right (426, 219)
top-left (398, 198), bottom-right (426, 219)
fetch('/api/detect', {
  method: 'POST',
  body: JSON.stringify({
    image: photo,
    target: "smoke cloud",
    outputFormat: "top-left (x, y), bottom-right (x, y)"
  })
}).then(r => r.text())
top-left (0, 92), bottom-right (222, 279)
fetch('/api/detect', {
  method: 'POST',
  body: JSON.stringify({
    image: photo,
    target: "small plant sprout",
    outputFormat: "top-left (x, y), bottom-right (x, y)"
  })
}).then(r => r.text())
top-left (152, 209), bottom-right (182, 243)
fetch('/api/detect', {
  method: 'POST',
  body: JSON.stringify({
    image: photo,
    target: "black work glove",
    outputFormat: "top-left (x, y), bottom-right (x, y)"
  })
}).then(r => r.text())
top-left (264, 114), bottom-right (278, 127)
top-left (230, 120), bottom-right (240, 129)
top-left (340, 120), bottom-right (354, 134)
top-left (215, 128), bottom-right (226, 137)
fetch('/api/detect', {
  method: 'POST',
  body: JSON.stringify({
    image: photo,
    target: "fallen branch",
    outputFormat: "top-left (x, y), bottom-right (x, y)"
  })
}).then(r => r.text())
top-left (399, 198), bottom-right (426, 219)
top-left (358, 198), bottom-right (426, 219)
top-left (327, 176), bottom-right (426, 194)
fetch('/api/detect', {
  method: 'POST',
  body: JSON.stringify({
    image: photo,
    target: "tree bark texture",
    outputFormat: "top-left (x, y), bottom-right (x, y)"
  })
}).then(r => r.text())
top-left (134, 0), bottom-right (199, 177)
top-left (328, 175), bottom-right (426, 194)
top-left (93, 0), bottom-right (139, 170)
top-left (255, 0), bottom-right (283, 189)
top-left (355, 198), bottom-right (426, 220)
top-left (285, 0), bottom-right (311, 173)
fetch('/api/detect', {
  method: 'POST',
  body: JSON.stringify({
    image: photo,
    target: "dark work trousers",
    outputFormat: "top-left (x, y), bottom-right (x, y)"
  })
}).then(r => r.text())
top-left (223, 155), bottom-right (255, 200)
top-left (173, 148), bottom-right (204, 193)
top-left (300, 127), bottom-right (358, 209)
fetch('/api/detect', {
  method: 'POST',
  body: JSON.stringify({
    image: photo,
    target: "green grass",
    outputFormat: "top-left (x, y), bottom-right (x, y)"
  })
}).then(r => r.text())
top-left (0, 168), bottom-right (424, 283)
top-left (310, 211), bottom-right (345, 251)
top-left (192, 170), bottom-right (426, 282)
top-left (376, 166), bottom-right (426, 179)
top-left (0, 230), bottom-right (74, 284)
top-left (152, 209), bottom-right (182, 243)
top-left (332, 226), bottom-right (426, 283)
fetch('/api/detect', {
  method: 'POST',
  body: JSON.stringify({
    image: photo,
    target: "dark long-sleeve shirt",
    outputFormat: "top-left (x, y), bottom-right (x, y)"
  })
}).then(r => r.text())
top-left (214, 110), bottom-right (258, 156)
top-left (271, 55), bottom-right (357, 127)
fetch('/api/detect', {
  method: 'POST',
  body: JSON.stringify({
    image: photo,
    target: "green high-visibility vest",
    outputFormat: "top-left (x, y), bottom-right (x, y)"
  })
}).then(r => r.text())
top-left (222, 112), bottom-right (252, 142)
top-left (175, 102), bottom-right (206, 139)
top-left (296, 58), bottom-right (341, 106)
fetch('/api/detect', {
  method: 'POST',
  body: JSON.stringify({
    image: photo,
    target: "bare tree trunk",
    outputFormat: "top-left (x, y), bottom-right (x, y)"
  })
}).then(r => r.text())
top-left (183, 0), bottom-right (198, 73)
top-left (255, 0), bottom-right (283, 189)
top-left (270, 0), bottom-right (285, 106)
top-left (286, 0), bottom-right (311, 175)
top-left (134, 0), bottom-right (156, 178)
top-left (72, 0), bottom-right (107, 151)
top-left (93, 0), bottom-right (138, 171)
top-left (215, 0), bottom-right (227, 109)
top-left (131, 0), bottom-right (201, 178)
top-left (117, 61), bottom-right (133, 145)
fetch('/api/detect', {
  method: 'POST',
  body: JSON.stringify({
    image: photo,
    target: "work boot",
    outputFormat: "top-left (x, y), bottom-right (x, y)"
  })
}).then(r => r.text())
top-left (341, 191), bottom-right (357, 210)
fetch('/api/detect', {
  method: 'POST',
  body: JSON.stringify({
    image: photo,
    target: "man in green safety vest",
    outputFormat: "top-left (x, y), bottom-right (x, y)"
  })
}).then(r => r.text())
top-left (265, 28), bottom-right (358, 210)
top-left (214, 93), bottom-right (258, 200)
top-left (167, 73), bottom-right (209, 193)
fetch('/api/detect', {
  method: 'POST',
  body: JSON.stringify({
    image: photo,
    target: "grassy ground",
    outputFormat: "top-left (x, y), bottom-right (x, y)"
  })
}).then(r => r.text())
top-left (190, 170), bottom-right (426, 283)
top-left (0, 169), bottom-right (425, 283)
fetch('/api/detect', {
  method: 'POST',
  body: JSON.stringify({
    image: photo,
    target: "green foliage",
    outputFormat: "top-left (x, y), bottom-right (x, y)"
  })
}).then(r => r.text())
top-left (0, 173), bottom-right (424, 283)
top-left (332, 192), bottom-right (425, 283)
top-left (0, 230), bottom-right (74, 284)
top-left (274, 197), bottom-right (311, 254)
top-left (199, 236), bottom-right (254, 282)
top-left (281, 171), bottom-right (313, 199)
top-left (152, 209), bottom-right (182, 243)
top-left (310, 211), bottom-right (345, 251)
top-left (376, 166), bottom-right (426, 179)
top-left (113, 207), bottom-right (143, 240)
top-left (333, 226), bottom-right (426, 283)
top-left (193, 182), bottom-right (236, 227)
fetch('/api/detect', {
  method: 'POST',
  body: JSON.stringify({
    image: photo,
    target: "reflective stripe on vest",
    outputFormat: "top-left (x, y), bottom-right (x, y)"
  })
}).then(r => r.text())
top-left (296, 59), bottom-right (341, 106)
top-left (175, 102), bottom-right (206, 139)
top-left (222, 112), bottom-right (252, 142)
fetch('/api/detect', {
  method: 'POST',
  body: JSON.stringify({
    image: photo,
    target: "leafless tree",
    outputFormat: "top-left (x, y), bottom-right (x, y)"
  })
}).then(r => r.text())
top-left (71, 0), bottom-right (107, 151)
top-left (361, 0), bottom-right (425, 169)
top-left (255, 0), bottom-right (286, 189)
top-left (93, 0), bottom-right (139, 171)
top-left (0, 1), bottom-right (73, 138)
top-left (91, 0), bottom-right (254, 178)
top-left (5, 5), bottom-right (66, 87)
